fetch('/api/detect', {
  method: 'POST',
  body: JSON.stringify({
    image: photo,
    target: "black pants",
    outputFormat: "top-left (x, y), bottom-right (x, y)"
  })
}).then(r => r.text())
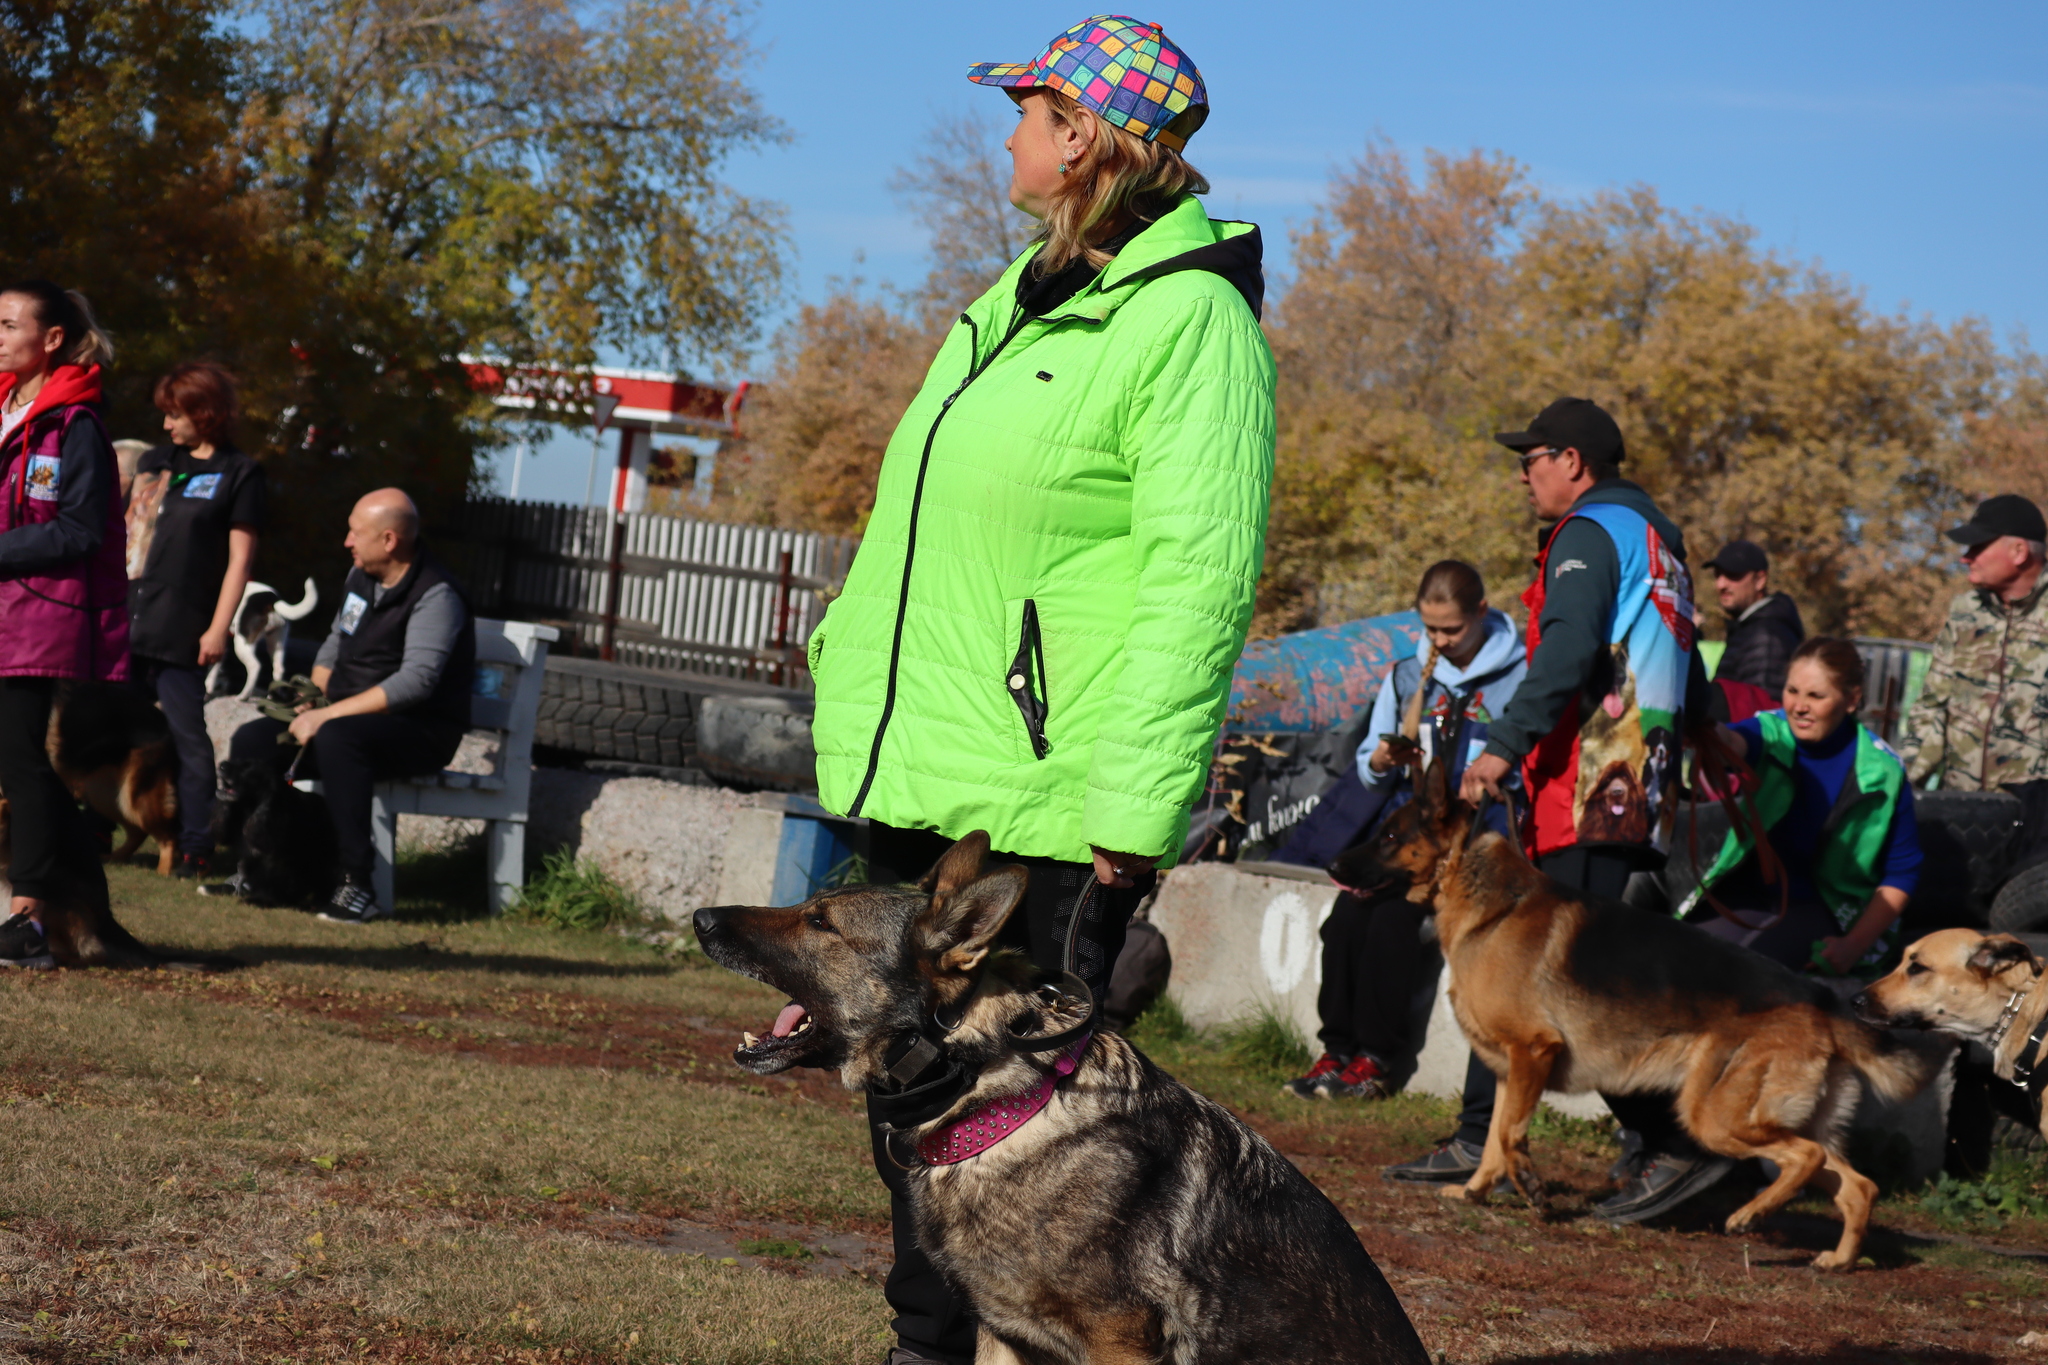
top-left (133, 659), bottom-right (217, 856)
top-left (228, 712), bottom-right (463, 883)
top-left (1316, 888), bottom-right (1429, 1064)
top-left (1451, 845), bottom-right (1696, 1160)
top-left (0, 677), bottom-right (106, 903)
top-left (863, 822), bottom-right (1153, 1365)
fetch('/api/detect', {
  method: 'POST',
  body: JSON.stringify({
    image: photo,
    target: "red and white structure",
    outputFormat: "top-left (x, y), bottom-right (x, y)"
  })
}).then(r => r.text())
top-left (463, 358), bottom-right (750, 512)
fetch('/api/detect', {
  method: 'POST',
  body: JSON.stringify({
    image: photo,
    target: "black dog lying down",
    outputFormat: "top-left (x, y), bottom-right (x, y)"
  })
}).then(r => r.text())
top-left (212, 758), bottom-right (337, 908)
top-left (695, 832), bottom-right (1427, 1365)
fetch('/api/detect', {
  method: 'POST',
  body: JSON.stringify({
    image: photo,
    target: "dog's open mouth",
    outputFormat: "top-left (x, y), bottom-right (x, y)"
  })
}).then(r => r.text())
top-left (734, 1000), bottom-right (826, 1073)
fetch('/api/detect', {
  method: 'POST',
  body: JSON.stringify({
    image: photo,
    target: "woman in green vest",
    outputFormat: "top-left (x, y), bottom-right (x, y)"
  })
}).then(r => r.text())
top-left (1684, 637), bottom-right (1922, 977)
top-left (807, 18), bottom-right (1274, 1365)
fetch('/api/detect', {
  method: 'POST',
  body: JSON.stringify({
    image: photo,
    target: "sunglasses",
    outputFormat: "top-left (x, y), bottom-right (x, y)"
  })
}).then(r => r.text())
top-left (1516, 447), bottom-right (1560, 474)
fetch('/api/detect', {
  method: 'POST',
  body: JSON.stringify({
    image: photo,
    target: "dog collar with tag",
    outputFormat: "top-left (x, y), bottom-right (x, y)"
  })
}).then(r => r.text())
top-left (916, 1032), bottom-right (1091, 1166)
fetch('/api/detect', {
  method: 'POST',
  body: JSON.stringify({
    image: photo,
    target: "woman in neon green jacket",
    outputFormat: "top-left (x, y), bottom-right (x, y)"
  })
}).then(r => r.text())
top-left (806, 18), bottom-right (1274, 1363)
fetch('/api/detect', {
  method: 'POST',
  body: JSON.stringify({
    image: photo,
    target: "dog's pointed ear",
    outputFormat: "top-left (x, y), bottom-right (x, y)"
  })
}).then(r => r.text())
top-left (1419, 755), bottom-right (1451, 815)
top-left (916, 861), bottom-right (1028, 974)
top-left (919, 831), bottom-right (991, 897)
top-left (1967, 934), bottom-right (2038, 979)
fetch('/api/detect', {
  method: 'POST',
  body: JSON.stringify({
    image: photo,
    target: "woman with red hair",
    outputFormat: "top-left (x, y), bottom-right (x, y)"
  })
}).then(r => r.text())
top-left (127, 361), bottom-right (265, 876)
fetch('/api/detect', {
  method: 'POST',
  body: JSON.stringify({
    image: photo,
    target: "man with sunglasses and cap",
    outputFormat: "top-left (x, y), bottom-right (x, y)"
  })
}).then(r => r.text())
top-left (1898, 494), bottom-right (2048, 791)
top-left (1703, 538), bottom-right (1805, 696)
top-left (1382, 396), bottom-right (1723, 1227)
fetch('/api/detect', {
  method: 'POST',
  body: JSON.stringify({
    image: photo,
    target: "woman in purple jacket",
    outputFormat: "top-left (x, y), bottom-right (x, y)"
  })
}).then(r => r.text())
top-left (0, 281), bottom-right (127, 967)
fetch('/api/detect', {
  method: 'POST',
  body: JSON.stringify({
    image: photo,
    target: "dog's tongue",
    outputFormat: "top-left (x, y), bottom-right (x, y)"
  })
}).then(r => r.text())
top-left (771, 1003), bottom-right (807, 1038)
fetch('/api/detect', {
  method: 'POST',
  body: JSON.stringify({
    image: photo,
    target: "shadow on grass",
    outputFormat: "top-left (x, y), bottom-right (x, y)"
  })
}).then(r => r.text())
top-left (220, 941), bottom-right (679, 979)
top-left (1496, 1352), bottom-right (2000, 1364)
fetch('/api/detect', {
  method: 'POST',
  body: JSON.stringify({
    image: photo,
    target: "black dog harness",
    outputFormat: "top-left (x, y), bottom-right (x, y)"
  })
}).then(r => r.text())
top-left (871, 970), bottom-right (1098, 1170)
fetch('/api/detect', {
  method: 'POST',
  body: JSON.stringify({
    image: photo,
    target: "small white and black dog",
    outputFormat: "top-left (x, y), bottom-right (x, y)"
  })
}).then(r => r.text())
top-left (208, 578), bottom-right (320, 700)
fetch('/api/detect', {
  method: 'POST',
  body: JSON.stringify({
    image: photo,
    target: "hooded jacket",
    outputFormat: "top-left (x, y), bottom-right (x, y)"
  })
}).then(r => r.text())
top-left (1717, 591), bottom-right (1804, 695)
top-left (1357, 608), bottom-right (1528, 787)
top-left (0, 363), bottom-right (128, 680)
top-left (809, 195), bottom-right (1275, 864)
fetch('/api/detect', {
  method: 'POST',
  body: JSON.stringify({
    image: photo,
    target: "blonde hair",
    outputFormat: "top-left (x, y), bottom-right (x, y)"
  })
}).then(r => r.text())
top-left (1029, 87), bottom-right (1210, 275)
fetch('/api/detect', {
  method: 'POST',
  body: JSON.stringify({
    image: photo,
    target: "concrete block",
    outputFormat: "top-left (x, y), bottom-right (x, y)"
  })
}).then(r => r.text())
top-left (715, 807), bottom-right (784, 908)
top-left (696, 694), bottom-right (816, 791)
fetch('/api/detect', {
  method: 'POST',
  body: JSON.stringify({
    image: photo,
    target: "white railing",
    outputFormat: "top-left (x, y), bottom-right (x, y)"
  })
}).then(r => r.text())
top-left (445, 498), bottom-right (859, 690)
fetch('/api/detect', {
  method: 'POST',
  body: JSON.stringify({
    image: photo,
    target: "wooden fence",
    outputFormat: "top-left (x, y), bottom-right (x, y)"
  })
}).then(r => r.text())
top-left (441, 498), bottom-right (859, 690)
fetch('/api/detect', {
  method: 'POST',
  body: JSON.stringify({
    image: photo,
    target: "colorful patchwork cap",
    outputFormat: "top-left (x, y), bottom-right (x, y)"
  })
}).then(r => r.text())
top-left (968, 15), bottom-right (1209, 152)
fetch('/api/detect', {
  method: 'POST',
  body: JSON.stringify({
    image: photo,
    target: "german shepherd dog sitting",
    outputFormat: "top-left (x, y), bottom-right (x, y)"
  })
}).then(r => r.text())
top-left (1330, 760), bottom-right (1932, 1270)
top-left (695, 833), bottom-right (1427, 1365)
top-left (48, 681), bottom-right (180, 875)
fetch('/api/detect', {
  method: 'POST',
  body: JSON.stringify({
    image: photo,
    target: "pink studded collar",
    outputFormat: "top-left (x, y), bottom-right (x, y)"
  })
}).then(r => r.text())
top-left (915, 1032), bottom-right (1092, 1166)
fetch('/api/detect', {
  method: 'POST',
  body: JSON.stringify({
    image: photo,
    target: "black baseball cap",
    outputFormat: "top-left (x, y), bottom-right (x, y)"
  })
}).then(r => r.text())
top-left (1704, 539), bottom-right (1768, 577)
top-left (1946, 494), bottom-right (2047, 547)
top-left (1494, 397), bottom-right (1625, 466)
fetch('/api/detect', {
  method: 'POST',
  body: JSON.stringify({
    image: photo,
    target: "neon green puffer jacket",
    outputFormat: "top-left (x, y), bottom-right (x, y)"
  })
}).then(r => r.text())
top-left (809, 195), bottom-right (1275, 865)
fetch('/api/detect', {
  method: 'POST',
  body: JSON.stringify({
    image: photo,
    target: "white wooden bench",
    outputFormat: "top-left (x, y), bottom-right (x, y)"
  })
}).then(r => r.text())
top-left (349, 618), bottom-right (559, 913)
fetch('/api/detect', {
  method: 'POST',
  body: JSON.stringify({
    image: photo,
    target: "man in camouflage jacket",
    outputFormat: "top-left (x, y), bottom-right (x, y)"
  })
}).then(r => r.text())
top-left (1899, 495), bottom-right (2048, 790)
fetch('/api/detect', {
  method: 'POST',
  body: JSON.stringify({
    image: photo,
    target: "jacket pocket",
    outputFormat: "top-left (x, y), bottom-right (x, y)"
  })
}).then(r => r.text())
top-left (1006, 599), bottom-right (1051, 761)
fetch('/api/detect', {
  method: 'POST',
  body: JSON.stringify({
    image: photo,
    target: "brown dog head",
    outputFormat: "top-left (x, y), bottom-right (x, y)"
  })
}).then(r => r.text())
top-left (691, 832), bottom-right (1032, 1088)
top-left (1854, 928), bottom-right (2044, 1038)
top-left (1328, 757), bottom-right (1474, 904)
top-left (1576, 760), bottom-right (1649, 845)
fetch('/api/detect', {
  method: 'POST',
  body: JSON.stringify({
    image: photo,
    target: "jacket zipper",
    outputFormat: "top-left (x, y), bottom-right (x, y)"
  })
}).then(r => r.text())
top-left (847, 308), bottom-right (1034, 817)
top-left (1007, 598), bottom-right (1052, 760)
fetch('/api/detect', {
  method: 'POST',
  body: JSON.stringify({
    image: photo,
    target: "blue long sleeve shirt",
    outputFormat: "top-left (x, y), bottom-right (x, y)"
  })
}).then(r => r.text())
top-left (1729, 716), bottom-right (1922, 902)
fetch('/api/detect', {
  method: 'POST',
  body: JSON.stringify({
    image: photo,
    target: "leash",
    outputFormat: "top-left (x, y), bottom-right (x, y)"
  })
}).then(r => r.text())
top-left (1683, 720), bottom-right (1791, 932)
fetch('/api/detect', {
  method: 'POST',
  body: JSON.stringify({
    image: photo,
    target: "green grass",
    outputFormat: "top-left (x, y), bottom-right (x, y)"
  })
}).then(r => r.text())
top-left (512, 849), bottom-right (650, 931)
top-left (1916, 1151), bottom-right (2048, 1226)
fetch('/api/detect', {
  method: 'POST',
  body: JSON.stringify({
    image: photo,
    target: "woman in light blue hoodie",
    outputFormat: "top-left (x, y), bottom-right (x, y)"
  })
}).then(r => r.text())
top-left (1284, 561), bottom-right (1527, 1100)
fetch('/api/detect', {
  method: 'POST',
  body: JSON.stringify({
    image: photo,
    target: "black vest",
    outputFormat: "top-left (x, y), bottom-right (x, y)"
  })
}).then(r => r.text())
top-left (327, 551), bottom-right (475, 730)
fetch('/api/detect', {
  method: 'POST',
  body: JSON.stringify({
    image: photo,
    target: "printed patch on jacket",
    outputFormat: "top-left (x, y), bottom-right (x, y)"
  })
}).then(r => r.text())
top-left (183, 473), bottom-right (222, 499)
top-left (337, 591), bottom-right (368, 635)
top-left (24, 454), bottom-right (59, 502)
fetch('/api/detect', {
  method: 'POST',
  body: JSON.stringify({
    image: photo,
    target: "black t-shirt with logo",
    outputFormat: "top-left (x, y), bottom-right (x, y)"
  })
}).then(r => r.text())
top-left (127, 442), bottom-right (266, 666)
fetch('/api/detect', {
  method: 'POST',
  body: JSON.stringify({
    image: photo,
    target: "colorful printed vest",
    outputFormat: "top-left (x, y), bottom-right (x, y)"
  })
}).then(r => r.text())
top-left (1682, 710), bottom-right (1907, 952)
top-left (1519, 501), bottom-right (1694, 857)
top-left (0, 404), bottom-right (130, 681)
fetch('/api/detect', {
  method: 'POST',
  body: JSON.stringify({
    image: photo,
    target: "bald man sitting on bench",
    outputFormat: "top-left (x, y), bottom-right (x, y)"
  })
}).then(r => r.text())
top-left (225, 488), bottom-right (476, 923)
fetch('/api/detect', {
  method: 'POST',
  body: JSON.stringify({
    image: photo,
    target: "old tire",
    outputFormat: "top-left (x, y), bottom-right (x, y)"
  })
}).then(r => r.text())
top-left (1989, 861), bottom-right (2048, 935)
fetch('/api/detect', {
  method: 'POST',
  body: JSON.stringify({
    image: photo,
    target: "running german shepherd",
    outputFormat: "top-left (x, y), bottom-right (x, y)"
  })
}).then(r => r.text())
top-left (1330, 760), bottom-right (1932, 1270)
top-left (695, 833), bottom-right (1427, 1365)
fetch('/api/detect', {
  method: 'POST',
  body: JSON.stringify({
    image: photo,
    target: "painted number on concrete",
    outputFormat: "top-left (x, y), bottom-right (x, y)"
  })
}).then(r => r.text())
top-left (1259, 891), bottom-right (1316, 995)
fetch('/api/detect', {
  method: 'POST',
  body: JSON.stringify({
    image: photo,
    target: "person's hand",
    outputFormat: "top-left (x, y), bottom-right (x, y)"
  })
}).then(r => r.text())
top-left (197, 626), bottom-right (230, 667)
top-left (1369, 735), bottom-right (1420, 775)
top-left (1090, 846), bottom-right (1158, 889)
top-left (1815, 935), bottom-right (1862, 975)
top-left (1460, 752), bottom-right (1512, 805)
top-left (288, 708), bottom-right (328, 746)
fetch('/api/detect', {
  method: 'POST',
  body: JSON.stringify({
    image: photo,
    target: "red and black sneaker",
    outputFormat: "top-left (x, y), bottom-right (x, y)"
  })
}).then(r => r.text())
top-left (1333, 1053), bottom-right (1391, 1100)
top-left (1282, 1052), bottom-right (1346, 1100)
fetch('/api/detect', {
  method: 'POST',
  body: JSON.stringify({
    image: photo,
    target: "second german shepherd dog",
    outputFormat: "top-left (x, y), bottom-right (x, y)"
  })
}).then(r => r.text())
top-left (695, 833), bottom-right (1427, 1365)
top-left (1330, 760), bottom-right (1932, 1270)
top-left (48, 682), bottom-right (182, 875)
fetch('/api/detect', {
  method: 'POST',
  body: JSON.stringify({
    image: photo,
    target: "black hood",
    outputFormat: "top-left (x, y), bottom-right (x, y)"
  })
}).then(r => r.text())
top-left (1124, 223), bottom-right (1267, 321)
top-left (1572, 478), bottom-right (1690, 564)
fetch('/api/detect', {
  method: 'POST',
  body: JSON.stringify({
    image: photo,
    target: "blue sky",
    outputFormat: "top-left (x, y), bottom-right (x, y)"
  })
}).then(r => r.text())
top-left (492, 0), bottom-right (2048, 502)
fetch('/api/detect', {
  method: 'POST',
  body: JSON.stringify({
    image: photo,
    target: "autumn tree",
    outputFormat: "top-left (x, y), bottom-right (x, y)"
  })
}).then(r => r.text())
top-left (724, 110), bottom-right (1031, 534)
top-left (1266, 143), bottom-right (2018, 641)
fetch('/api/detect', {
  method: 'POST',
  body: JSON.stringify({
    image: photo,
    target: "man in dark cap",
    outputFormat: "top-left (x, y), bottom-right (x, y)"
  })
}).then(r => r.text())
top-left (1383, 396), bottom-right (1722, 1226)
top-left (1899, 494), bottom-right (2048, 790)
top-left (1704, 539), bottom-right (1804, 695)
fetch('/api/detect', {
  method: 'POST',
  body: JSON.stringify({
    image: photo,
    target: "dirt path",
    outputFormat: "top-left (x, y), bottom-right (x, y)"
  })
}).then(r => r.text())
top-left (66, 961), bottom-right (2048, 1361)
